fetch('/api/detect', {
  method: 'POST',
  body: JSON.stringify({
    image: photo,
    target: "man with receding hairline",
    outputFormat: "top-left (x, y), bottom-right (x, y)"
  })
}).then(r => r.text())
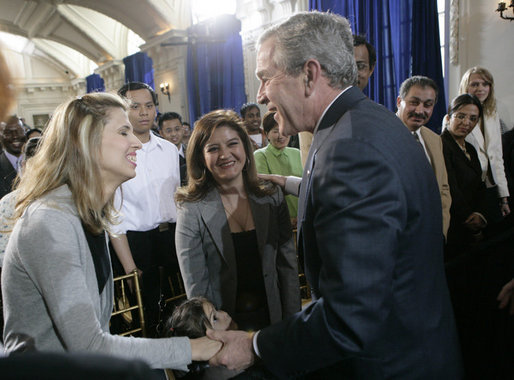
top-left (207, 11), bottom-right (462, 379)
top-left (396, 75), bottom-right (451, 239)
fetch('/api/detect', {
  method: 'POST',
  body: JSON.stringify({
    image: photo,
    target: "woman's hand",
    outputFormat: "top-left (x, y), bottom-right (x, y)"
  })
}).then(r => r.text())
top-left (500, 198), bottom-right (510, 217)
top-left (497, 278), bottom-right (514, 315)
top-left (258, 173), bottom-right (286, 189)
top-left (190, 336), bottom-right (223, 362)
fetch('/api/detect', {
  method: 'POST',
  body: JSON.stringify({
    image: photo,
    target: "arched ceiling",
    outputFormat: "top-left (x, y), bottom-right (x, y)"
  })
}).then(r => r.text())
top-left (0, 0), bottom-right (191, 79)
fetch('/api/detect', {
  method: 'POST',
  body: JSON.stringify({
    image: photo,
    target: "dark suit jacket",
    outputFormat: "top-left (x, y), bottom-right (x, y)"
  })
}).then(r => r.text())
top-left (175, 187), bottom-right (300, 324)
top-left (0, 152), bottom-right (17, 199)
top-left (179, 153), bottom-right (187, 187)
top-left (441, 129), bottom-right (487, 248)
top-left (257, 87), bottom-right (462, 379)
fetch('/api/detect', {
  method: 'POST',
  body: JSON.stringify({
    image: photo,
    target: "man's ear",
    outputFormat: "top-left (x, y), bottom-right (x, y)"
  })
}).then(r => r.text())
top-left (396, 96), bottom-right (402, 109)
top-left (303, 59), bottom-right (322, 96)
top-left (369, 64), bottom-right (376, 76)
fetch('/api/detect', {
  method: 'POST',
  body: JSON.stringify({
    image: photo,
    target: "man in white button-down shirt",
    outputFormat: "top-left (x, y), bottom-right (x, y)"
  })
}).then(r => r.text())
top-left (110, 82), bottom-right (181, 335)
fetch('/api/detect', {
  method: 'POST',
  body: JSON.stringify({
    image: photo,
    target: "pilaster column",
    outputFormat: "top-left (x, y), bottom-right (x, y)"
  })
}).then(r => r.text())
top-left (141, 30), bottom-right (189, 118)
top-left (95, 60), bottom-right (125, 93)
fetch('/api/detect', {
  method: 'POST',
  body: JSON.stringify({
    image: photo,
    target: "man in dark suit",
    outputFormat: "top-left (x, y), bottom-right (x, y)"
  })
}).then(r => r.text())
top-left (0, 116), bottom-right (26, 199)
top-left (207, 12), bottom-right (462, 379)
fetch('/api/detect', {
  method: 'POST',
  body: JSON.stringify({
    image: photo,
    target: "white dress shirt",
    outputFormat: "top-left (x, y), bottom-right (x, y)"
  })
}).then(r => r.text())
top-left (112, 133), bottom-right (180, 234)
top-left (412, 129), bottom-right (432, 165)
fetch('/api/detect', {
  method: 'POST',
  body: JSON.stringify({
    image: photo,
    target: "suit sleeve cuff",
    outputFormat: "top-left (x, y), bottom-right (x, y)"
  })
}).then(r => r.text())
top-left (284, 176), bottom-right (301, 197)
top-left (252, 330), bottom-right (261, 358)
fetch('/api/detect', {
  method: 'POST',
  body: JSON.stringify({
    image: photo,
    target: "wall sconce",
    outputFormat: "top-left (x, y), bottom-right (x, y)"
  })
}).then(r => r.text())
top-left (496, 1), bottom-right (514, 20)
top-left (160, 82), bottom-right (171, 102)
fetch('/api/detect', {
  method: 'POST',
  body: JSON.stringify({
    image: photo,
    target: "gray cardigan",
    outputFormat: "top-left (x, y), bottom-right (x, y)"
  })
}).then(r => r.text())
top-left (176, 186), bottom-right (301, 324)
top-left (2, 185), bottom-right (191, 370)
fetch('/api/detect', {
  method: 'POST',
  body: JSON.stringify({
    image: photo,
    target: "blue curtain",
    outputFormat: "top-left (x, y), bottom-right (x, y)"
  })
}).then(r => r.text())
top-left (123, 52), bottom-right (155, 89)
top-left (411, 0), bottom-right (446, 132)
top-left (186, 14), bottom-right (247, 125)
top-left (86, 73), bottom-right (105, 93)
top-left (309, 0), bottom-right (445, 132)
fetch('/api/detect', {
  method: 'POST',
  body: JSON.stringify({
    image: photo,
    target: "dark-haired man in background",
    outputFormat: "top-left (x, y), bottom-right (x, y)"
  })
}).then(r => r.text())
top-left (158, 112), bottom-right (187, 186)
top-left (353, 35), bottom-right (376, 91)
top-left (0, 116), bottom-right (26, 199)
top-left (396, 75), bottom-right (451, 239)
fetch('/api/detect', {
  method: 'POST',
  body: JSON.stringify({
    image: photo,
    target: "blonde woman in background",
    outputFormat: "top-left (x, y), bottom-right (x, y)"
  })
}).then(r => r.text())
top-left (458, 66), bottom-right (510, 218)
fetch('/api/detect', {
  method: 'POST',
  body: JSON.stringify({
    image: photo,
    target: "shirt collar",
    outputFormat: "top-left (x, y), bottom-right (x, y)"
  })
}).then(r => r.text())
top-left (142, 131), bottom-right (163, 152)
top-left (313, 86), bottom-right (353, 134)
top-left (267, 143), bottom-right (287, 157)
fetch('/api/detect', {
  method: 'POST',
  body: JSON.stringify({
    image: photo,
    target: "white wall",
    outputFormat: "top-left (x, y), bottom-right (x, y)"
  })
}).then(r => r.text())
top-left (449, 0), bottom-right (514, 129)
top-left (3, 48), bottom-right (78, 128)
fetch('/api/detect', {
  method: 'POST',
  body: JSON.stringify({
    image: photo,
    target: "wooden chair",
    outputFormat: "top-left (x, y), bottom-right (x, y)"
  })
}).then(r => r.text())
top-left (165, 271), bottom-right (187, 306)
top-left (111, 270), bottom-right (146, 337)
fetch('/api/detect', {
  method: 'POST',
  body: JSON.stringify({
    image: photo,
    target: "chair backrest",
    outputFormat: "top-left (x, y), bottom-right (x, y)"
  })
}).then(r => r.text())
top-left (111, 270), bottom-right (146, 337)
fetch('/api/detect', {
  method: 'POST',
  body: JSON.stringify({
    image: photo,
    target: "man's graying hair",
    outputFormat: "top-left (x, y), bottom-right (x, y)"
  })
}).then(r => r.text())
top-left (399, 76), bottom-right (439, 102)
top-left (258, 11), bottom-right (357, 89)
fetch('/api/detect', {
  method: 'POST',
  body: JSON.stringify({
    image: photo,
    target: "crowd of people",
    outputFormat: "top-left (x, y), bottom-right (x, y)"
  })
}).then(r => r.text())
top-left (0, 9), bottom-right (513, 380)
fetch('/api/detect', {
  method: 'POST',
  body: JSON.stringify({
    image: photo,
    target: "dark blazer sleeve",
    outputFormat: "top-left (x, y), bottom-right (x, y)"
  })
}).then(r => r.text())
top-left (0, 153), bottom-right (16, 199)
top-left (273, 188), bottom-right (301, 318)
top-left (257, 139), bottom-right (406, 378)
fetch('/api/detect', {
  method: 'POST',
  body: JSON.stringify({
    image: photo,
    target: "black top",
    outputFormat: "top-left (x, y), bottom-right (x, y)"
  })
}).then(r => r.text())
top-left (82, 225), bottom-right (110, 294)
top-left (231, 229), bottom-right (269, 331)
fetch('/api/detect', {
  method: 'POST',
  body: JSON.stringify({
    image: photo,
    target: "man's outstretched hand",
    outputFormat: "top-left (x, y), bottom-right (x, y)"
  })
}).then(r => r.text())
top-left (207, 329), bottom-right (256, 371)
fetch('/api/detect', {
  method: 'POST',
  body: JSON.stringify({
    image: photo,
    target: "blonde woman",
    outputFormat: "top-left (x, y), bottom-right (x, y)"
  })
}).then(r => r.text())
top-left (1, 93), bottom-right (220, 369)
top-left (458, 66), bottom-right (510, 217)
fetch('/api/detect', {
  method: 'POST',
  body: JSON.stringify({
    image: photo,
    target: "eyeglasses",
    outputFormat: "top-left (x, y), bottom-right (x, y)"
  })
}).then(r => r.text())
top-left (452, 113), bottom-right (479, 123)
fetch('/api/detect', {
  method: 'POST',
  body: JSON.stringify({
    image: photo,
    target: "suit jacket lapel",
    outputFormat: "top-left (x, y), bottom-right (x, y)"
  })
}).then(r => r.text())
top-left (419, 127), bottom-right (436, 164)
top-left (199, 189), bottom-right (235, 265)
top-left (297, 87), bottom-right (365, 245)
top-left (0, 153), bottom-right (15, 180)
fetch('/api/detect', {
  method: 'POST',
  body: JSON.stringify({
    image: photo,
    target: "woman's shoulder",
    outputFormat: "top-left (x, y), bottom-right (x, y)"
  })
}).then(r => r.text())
top-left (177, 188), bottom-right (218, 210)
top-left (22, 186), bottom-right (79, 228)
top-left (284, 146), bottom-right (301, 154)
top-left (251, 184), bottom-right (282, 204)
top-left (253, 146), bottom-right (268, 156)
